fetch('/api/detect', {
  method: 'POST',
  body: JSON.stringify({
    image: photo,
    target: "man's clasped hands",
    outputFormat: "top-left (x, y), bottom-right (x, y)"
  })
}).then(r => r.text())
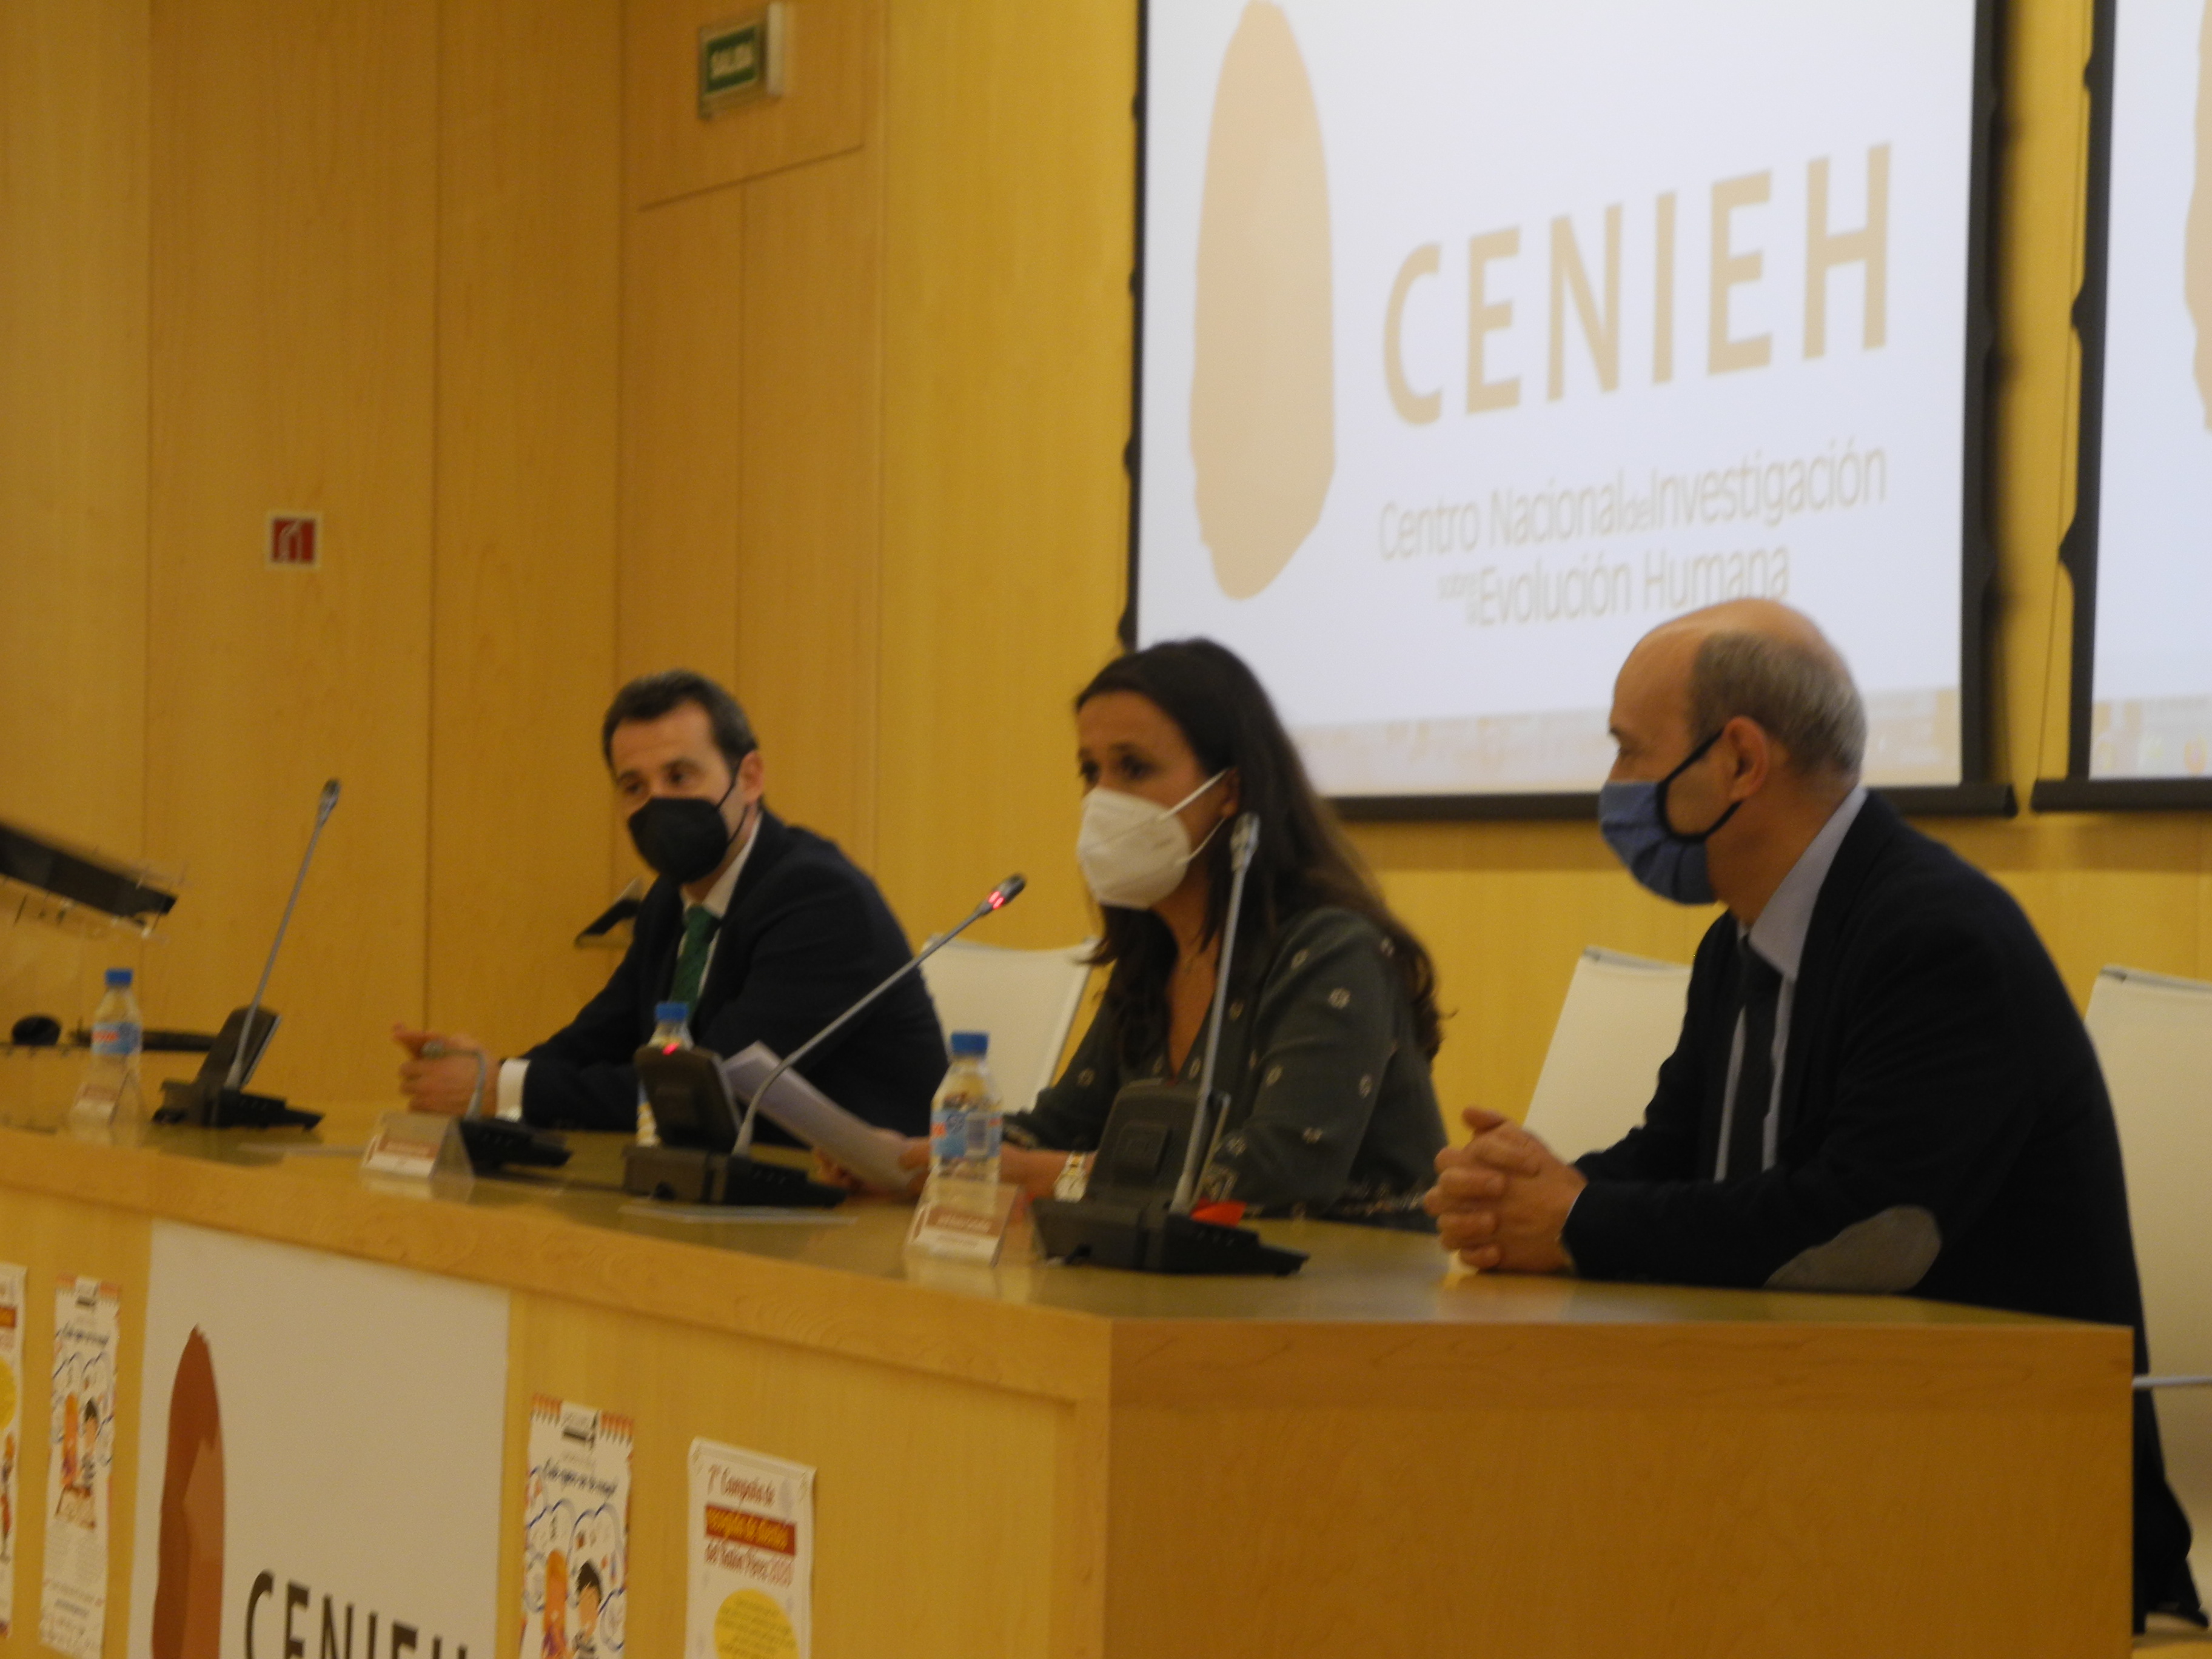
top-left (1423, 1108), bottom-right (1590, 1275)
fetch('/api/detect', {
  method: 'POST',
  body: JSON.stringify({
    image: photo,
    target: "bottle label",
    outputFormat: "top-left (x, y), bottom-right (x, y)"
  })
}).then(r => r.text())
top-left (931, 1104), bottom-right (1002, 1166)
top-left (91, 1020), bottom-right (141, 1059)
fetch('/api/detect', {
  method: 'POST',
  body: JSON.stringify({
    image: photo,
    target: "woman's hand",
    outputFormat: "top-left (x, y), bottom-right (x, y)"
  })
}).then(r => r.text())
top-left (814, 1135), bottom-right (928, 1198)
top-left (883, 1136), bottom-right (1055, 1198)
top-left (817, 1139), bottom-right (1079, 1202)
top-left (1000, 1144), bottom-right (1079, 1201)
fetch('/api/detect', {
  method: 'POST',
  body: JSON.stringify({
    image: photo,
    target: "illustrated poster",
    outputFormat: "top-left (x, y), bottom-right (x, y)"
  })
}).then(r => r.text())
top-left (688, 1438), bottom-right (814, 1659)
top-left (0, 1262), bottom-right (24, 1635)
top-left (521, 1396), bottom-right (632, 1659)
top-left (41, 1276), bottom-right (118, 1659)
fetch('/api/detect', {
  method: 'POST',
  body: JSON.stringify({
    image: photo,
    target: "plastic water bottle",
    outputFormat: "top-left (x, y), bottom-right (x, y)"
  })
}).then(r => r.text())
top-left (73, 968), bottom-right (144, 1122)
top-left (929, 1031), bottom-right (1001, 1182)
top-left (636, 1000), bottom-right (691, 1147)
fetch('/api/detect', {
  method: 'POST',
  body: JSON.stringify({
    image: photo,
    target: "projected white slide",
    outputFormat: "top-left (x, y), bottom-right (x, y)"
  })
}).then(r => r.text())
top-left (2085, 0), bottom-right (2212, 781)
top-left (1136, 0), bottom-right (1981, 798)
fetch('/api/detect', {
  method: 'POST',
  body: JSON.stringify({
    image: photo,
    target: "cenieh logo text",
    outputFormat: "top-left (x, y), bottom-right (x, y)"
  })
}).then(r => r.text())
top-left (1384, 147), bottom-right (1891, 422)
top-left (243, 1576), bottom-right (468, 1659)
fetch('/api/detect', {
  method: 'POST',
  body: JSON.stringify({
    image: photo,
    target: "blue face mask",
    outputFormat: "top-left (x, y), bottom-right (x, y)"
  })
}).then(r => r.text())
top-left (1598, 729), bottom-right (1741, 905)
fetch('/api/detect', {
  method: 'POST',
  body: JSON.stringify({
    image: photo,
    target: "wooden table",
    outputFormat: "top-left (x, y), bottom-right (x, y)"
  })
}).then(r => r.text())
top-left (0, 1104), bottom-right (2133, 1657)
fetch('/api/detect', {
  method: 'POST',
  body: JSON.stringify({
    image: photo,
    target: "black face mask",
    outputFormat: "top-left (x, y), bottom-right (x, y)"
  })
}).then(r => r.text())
top-left (628, 776), bottom-right (749, 886)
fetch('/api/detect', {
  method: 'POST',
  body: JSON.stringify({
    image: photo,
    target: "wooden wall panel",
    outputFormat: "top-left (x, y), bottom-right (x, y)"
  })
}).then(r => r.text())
top-left (875, 0), bottom-right (1136, 951)
top-left (626, 0), bottom-right (872, 209)
top-left (429, 0), bottom-right (623, 1059)
top-left (616, 186), bottom-right (745, 845)
top-left (0, 0), bottom-right (150, 856)
top-left (737, 142), bottom-right (883, 864)
top-left (0, 0), bottom-right (154, 1077)
top-left (144, 0), bottom-right (440, 1102)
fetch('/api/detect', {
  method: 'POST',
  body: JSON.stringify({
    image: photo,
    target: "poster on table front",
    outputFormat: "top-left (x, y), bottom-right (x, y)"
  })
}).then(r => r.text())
top-left (124, 1221), bottom-right (509, 1657)
top-left (520, 1396), bottom-right (632, 1659)
top-left (0, 1262), bottom-right (25, 1636)
top-left (42, 1276), bottom-right (118, 1659)
top-left (688, 1438), bottom-right (814, 1659)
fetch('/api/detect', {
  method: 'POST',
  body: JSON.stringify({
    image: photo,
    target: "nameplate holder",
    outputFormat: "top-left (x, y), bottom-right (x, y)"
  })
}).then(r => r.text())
top-left (905, 1176), bottom-right (1022, 1266)
top-left (361, 1111), bottom-right (475, 1197)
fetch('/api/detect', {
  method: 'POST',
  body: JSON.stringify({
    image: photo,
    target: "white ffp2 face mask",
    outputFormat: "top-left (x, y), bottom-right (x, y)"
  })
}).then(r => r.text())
top-left (1076, 773), bottom-right (1228, 910)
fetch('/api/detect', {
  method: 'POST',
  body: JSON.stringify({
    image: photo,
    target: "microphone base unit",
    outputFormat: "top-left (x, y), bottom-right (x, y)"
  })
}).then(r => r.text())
top-left (621, 1142), bottom-right (846, 1209)
top-left (153, 1077), bottom-right (323, 1131)
top-left (1031, 1195), bottom-right (1307, 1276)
top-left (1027, 1074), bottom-right (1306, 1275)
top-left (455, 1116), bottom-right (572, 1172)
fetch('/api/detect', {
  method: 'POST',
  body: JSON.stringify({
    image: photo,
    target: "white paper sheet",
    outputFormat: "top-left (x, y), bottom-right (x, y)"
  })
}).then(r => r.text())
top-left (726, 1044), bottom-right (914, 1191)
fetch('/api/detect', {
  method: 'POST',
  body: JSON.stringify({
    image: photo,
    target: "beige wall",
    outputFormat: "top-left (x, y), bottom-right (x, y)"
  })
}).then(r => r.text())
top-left (2, 0), bottom-right (620, 1105)
top-left (5, 0), bottom-right (2210, 1125)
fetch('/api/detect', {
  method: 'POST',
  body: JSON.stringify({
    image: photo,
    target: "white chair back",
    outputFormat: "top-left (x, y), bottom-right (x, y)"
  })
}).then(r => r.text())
top-left (919, 939), bottom-right (1096, 1114)
top-left (1522, 947), bottom-right (1691, 1161)
top-left (2084, 964), bottom-right (2212, 1580)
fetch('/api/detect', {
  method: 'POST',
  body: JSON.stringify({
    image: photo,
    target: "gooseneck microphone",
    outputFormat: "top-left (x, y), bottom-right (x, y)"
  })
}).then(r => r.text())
top-left (1169, 814), bottom-right (1258, 1215)
top-left (732, 873), bottom-right (1026, 1155)
top-left (227, 779), bottom-right (340, 1091)
top-left (156, 780), bottom-right (336, 1130)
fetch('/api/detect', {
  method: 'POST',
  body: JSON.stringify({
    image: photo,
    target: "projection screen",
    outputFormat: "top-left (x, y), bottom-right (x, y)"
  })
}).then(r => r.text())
top-left (1132, 0), bottom-right (1993, 808)
top-left (2063, 0), bottom-right (2212, 793)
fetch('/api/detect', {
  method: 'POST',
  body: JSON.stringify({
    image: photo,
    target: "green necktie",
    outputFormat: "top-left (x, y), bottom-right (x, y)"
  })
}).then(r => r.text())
top-left (669, 905), bottom-right (720, 1012)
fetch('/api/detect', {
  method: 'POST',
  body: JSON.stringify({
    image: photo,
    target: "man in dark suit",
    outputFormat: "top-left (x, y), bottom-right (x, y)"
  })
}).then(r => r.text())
top-left (1427, 599), bottom-right (2201, 1631)
top-left (395, 670), bottom-right (945, 1136)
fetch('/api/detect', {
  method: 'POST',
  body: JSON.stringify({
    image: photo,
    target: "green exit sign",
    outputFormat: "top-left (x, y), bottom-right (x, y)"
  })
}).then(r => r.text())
top-left (699, 5), bottom-right (786, 117)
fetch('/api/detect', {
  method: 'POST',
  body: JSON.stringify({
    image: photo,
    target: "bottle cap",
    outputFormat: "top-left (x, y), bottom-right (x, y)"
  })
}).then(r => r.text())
top-left (948, 1030), bottom-right (988, 1057)
top-left (655, 1002), bottom-right (689, 1023)
top-left (104, 968), bottom-right (133, 988)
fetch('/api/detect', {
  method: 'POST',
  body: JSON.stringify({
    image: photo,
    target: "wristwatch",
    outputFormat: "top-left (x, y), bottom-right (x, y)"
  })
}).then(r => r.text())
top-left (1053, 1153), bottom-right (1090, 1202)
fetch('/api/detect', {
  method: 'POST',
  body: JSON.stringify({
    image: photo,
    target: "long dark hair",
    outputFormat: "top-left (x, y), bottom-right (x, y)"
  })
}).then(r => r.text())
top-left (1078, 638), bottom-right (1443, 1061)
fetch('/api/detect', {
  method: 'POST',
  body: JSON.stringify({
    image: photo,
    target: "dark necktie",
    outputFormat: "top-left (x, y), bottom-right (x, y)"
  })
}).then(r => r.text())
top-left (669, 905), bottom-right (720, 1011)
top-left (1724, 939), bottom-right (1783, 1181)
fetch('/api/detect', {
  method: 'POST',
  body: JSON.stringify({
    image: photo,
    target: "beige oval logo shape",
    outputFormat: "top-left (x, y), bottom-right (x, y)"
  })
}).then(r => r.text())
top-left (1191, 2), bottom-right (1335, 599)
top-left (151, 1327), bottom-right (224, 1659)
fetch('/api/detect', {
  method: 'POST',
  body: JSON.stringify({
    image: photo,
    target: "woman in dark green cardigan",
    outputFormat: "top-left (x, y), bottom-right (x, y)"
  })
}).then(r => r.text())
top-left (998, 638), bottom-right (1447, 1228)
